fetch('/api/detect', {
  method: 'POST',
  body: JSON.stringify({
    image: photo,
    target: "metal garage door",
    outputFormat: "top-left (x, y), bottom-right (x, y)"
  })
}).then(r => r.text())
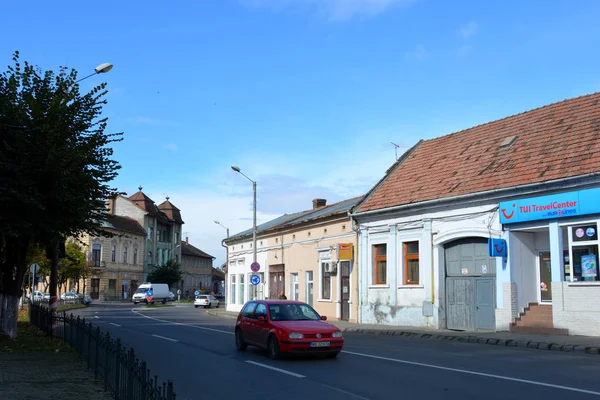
top-left (445, 238), bottom-right (496, 331)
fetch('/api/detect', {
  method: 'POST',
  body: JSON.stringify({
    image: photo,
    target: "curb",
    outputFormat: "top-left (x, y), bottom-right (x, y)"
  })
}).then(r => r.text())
top-left (203, 311), bottom-right (600, 356)
top-left (339, 327), bottom-right (600, 356)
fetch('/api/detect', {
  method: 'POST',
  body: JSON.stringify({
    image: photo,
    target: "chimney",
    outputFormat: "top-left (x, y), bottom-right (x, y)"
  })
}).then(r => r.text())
top-left (186, 236), bottom-right (189, 245)
top-left (312, 198), bottom-right (327, 209)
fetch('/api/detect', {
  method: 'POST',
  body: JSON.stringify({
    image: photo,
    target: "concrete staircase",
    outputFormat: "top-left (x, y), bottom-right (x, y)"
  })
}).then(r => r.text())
top-left (509, 303), bottom-right (569, 335)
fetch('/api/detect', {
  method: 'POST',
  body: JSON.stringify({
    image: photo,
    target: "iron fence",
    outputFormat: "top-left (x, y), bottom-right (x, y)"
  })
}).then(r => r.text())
top-left (29, 302), bottom-right (176, 400)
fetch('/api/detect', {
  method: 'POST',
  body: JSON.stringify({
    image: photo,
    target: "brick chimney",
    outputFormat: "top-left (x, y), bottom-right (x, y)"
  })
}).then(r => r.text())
top-left (312, 198), bottom-right (327, 209)
top-left (186, 236), bottom-right (189, 245)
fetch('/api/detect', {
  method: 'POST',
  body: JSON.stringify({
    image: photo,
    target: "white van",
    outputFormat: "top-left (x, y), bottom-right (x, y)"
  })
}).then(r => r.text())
top-left (132, 283), bottom-right (170, 304)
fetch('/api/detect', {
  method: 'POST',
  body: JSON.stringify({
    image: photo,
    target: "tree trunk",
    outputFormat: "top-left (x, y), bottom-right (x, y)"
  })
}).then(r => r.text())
top-left (0, 294), bottom-right (19, 338)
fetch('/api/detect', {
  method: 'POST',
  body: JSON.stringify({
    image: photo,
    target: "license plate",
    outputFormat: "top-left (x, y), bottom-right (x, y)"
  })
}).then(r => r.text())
top-left (310, 341), bottom-right (330, 347)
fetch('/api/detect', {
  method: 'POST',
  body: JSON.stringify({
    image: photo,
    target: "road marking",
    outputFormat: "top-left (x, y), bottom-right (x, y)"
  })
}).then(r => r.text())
top-left (342, 351), bottom-right (600, 396)
top-left (109, 323), bottom-right (121, 327)
top-left (152, 334), bottom-right (178, 342)
top-left (245, 361), bottom-right (305, 378)
top-left (94, 316), bottom-right (99, 319)
top-left (321, 384), bottom-right (370, 400)
top-left (132, 309), bottom-right (234, 335)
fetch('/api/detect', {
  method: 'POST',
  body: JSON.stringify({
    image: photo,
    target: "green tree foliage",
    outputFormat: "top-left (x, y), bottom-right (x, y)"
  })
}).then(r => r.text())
top-left (147, 259), bottom-right (183, 288)
top-left (0, 51), bottom-right (122, 338)
top-left (58, 242), bottom-right (91, 293)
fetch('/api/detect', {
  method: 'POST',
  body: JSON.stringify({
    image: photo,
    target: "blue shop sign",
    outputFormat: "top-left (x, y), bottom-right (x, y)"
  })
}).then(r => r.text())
top-left (488, 238), bottom-right (507, 257)
top-left (499, 187), bottom-right (600, 224)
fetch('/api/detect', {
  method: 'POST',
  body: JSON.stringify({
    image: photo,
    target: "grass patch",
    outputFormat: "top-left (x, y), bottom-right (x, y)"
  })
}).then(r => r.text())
top-left (57, 304), bottom-right (88, 312)
top-left (0, 308), bottom-right (73, 353)
top-left (176, 298), bottom-right (194, 303)
top-left (144, 303), bottom-right (173, 307)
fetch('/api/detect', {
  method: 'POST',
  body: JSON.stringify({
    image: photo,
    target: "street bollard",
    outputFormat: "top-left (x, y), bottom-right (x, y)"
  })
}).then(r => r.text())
top-left (49, 296), bottom-right (58, 336)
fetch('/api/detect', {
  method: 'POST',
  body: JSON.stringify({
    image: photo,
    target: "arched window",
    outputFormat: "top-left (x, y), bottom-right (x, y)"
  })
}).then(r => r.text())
top-left (148, 251), bottom-right (153, 265)
top-left (111, 243), bottom-right (117, 263)
top-left (123, 246), bottom-right (128, 264)
top-left (133, 247), bottom-right (138, 264)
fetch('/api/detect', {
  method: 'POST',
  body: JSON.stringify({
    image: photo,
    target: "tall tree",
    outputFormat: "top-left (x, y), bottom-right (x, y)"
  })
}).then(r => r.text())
top-left (58, 241), bottom-right (91, 293)
top-left (0, 51), bottom-right (122, 338)
top-left (147, 259), bottom-right (183, 288)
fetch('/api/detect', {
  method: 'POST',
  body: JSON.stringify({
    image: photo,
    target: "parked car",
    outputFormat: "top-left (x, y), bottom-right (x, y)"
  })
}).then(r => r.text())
top-left (194, 294), bottom-right (219, 309)
top-left (83, 294), bottom-right (93, 305)
top-left (167, 291), bottom-right (175, 302)
top-left (234, 300), bottom-right (343, 359)
top-left (60, 291), bottom-right (79, 302)
top-left (30, 290), bottom-right (45, 302)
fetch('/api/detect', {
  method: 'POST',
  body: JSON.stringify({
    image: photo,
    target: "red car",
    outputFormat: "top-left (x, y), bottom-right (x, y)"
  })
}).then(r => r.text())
top-left (235, 300), bottom-right (344, 359)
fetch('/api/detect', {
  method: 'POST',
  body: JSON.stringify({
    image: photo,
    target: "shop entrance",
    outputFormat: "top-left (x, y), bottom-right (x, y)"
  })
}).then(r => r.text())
top-left (538, 251), bottom-right (552, 302)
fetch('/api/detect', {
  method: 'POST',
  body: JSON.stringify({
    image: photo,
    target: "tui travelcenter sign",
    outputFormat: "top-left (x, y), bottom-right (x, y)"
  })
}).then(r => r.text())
top-left (499, 187), bottom-right (600, 224)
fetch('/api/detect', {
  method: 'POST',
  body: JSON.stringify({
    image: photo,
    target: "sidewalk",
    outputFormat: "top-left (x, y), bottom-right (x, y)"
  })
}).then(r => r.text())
top-left (0, 352), bottom-right (112, 400)
top-left (205, 308), bottom-right (600, 355)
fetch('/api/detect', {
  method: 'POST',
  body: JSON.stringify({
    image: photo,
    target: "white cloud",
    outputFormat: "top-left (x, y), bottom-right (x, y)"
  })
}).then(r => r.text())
top-left (164, 143), bottom-right (178, 151)
top-left (458, 21), bottom-right (478, 39)
top-left (406, 44), bottom-right (427, 61)
top-left (241, 0), bottom-right (419, 21)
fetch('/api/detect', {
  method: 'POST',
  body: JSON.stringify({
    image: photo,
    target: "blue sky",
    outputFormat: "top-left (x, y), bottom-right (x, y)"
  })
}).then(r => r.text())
top-left (3, 0), bottom-right (600, 267)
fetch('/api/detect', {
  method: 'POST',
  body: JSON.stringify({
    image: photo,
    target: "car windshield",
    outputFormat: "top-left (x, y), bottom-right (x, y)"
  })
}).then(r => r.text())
top-left (196, 295), bottom-right (207, 299)
top-left (269, 303), bottom-right (321, 321)
top-left (135, 287), bottom-right (147, 294)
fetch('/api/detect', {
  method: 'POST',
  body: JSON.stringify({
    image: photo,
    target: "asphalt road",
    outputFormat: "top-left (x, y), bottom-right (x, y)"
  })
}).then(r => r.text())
top-left (72, 303), bottom-right (600, 400)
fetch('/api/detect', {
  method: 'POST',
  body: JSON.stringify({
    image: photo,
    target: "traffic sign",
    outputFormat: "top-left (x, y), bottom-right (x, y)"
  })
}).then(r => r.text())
top-left (29, 263), bottom-right (40, 274)
top-left (194, 290), bottom-right (200, 296)
top-left (250, 274), bottom-right (261, 286)
top-left (250, 262), bottom-right (260, 272)
top-left (145, 288), bottom-right (153, 303)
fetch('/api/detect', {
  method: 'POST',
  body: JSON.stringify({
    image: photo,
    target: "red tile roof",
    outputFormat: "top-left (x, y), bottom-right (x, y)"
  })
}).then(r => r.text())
top-left (158, 200), bottom-right (184, 224)
top-left (355, 92), bottom-right (600, 213)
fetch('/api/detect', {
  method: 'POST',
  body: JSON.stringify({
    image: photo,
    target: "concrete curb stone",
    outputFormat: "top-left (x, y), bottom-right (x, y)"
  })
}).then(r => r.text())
top-left (204, 309), bottom-right (599, 356)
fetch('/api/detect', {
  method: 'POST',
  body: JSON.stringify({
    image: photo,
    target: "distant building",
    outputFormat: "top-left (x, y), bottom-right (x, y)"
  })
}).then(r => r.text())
top-left (180, 238), bottom-right (215, 296)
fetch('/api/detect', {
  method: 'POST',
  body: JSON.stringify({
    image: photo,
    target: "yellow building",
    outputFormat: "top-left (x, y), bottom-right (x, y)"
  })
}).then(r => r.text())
top-left (225, 197), bottom-right (361, 322)
top-left (77, 213), bottom-right (147, 300)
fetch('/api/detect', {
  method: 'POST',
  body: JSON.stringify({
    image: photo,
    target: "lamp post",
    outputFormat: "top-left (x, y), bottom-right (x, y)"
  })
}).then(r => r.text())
top-left (215, 220), bottom-right (229, 299)
top-left (231, 166), bottom-right (257, 300)
top-left (48, 62), bottom-right (113, 335)
top-left (214, 220), bottom-right (230, 239)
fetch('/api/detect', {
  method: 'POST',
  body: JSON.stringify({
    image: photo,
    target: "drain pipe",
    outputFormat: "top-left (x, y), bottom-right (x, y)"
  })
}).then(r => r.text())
top-left (350, 214), bottom-right (361, 324)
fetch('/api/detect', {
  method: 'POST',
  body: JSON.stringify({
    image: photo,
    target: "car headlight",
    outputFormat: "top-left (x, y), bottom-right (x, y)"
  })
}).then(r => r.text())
top-left (332, 331), bottom-right (343, 338)
top-left (288, 332), bottom-right (304, 339)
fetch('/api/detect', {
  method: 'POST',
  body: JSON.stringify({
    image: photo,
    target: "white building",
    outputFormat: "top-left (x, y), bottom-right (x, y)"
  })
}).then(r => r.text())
top-left (350, 92), bottom-right (600, 335)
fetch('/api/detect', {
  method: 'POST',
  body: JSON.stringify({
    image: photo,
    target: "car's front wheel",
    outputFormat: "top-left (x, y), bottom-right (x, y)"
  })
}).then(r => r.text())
top-left (235, 329), bottom-right (247, 351)
top-left (268, 335), bottom-right (281, 360)
top-left (194, 305), bottom-right (198, 308)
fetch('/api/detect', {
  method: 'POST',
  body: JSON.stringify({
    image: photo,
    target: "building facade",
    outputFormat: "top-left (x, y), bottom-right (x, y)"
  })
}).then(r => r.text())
top-left (350, 92), bottom-right (600, 335)
top-left (78, 213), bottom-right (147, 300)
top-left (180, 238), bottom-right (215, 297)
top-left (225, 197), bottom-right (361, 322)
top-left (110, 188), bottom-right (184, 281)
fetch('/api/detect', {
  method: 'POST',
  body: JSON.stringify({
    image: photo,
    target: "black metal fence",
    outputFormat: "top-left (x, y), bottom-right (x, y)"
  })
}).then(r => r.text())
top-left (29, 302), bottom-right (176, 400)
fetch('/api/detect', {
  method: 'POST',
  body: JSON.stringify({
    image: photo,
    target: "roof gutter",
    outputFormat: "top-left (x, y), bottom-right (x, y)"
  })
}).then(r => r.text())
top-left (349, 173), bottom-right (600, 218)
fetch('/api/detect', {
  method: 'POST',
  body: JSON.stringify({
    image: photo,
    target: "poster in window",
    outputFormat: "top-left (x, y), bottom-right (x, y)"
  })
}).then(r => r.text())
top-left (581, 254), bottom-right (597, 278)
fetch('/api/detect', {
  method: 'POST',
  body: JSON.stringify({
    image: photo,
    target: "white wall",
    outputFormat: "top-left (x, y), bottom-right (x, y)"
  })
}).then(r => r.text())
top-left (510, 232), bottom-right (537, 313)
top-left (358, 203), bottom-right (501, 328)
top-left (226, 239), bottom-right (267, 313)
top-left (553, 282), bottom-right (600, 336)
top-left (113, 196), bottom-right (146, 225)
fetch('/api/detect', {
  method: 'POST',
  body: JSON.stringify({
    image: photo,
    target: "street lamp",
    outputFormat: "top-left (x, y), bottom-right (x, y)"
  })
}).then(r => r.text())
top-left (214, 220), bottom-right (230, 238)
top-left (231, 165), bottom-right (257, 299)
top-left (76, 62), bottom-right (114, 83)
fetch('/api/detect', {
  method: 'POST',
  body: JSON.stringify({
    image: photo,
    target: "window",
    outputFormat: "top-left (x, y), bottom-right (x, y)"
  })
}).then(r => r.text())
top-left (133, 247), bottom-right (138, 264)
top-left (231, 275), bottom-right (236, 304)
top-left (239, 274), bottom-right (245, 304)
top-left (148, 227), bottom-right (154, 240)
top-left (241, 301), bottom-right (256, 317)
top-left (321, 262), bottom-right (331, 300)
top-left (373, 244), bottom-right (387, 284)
top-left (290, 273), bottom-right (299, 300)
top-left (254, 303), bottom-right (267, 319)
top-left (123, 246), bottom-right (128, 264)
top-left (92, 244), bottom-right (101, 267)
top-left (111, 244), bottom-right (117, 263)
top-left (404, 241), bottom-right (420, 285)
top-left (148, 251), bottom-right (153, 265)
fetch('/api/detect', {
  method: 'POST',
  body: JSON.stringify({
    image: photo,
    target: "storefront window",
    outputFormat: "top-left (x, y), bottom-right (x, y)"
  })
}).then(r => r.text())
top-left (567, 223), bottom-right (599, 282)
